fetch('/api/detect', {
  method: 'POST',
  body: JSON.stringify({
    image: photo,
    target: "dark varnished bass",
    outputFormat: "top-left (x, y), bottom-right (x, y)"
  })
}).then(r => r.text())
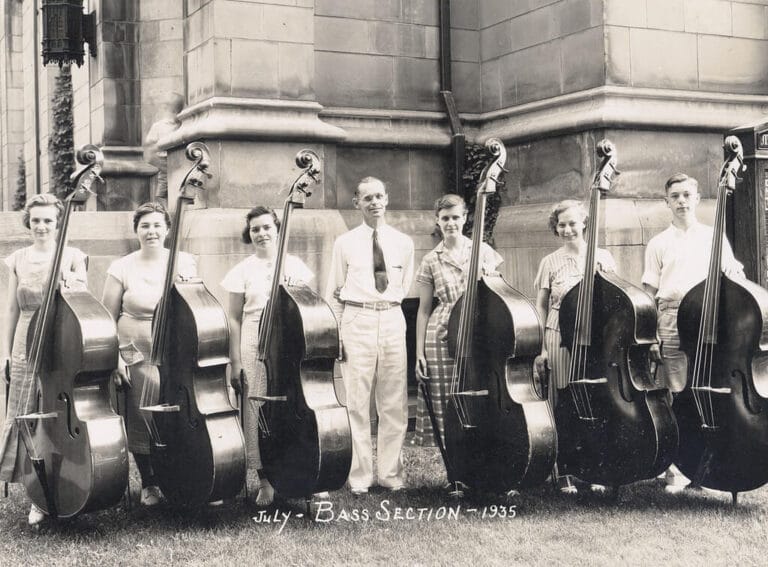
top-left (256, 150), bottom-right (352, 498)
top-left (556, 140), bottom-right (677, 487)
top-left (142, 142), bottom-right (246, 505)
top-left (17, 146), bottom-right (128, 518)
top-left (441, 139), bottom-right (556, 493)
top-left (675, 136), bottom-right (768, 498)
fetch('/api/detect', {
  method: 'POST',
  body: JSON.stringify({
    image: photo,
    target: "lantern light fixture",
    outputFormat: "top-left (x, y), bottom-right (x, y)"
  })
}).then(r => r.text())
top-left (41, 0), bottom-right (96, 67)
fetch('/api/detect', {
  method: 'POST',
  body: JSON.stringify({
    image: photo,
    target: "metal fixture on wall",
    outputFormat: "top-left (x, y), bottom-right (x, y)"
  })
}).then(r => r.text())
top-left (41, 0), bottom-right (96, 67)
top-left (438, 0), bottom-right (465, 196)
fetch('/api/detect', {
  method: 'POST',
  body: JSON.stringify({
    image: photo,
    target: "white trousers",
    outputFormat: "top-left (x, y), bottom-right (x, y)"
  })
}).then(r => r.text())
top-left (340, 305), bottom-right (408, 489)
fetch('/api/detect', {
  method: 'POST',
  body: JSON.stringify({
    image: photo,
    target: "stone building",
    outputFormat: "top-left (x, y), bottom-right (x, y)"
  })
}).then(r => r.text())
top-left (1, 0), bottom-right (768, 335)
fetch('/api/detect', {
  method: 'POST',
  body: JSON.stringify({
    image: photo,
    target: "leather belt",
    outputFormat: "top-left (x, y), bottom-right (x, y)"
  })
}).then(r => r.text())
top-left (344, 300), bottom-right (400, 311)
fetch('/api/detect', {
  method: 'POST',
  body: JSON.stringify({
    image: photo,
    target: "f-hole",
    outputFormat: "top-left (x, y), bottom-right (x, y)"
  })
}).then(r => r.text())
top-left (57, 393), bottom-right (80, 438)
top-left (177, 385), bottom-right (199, 429)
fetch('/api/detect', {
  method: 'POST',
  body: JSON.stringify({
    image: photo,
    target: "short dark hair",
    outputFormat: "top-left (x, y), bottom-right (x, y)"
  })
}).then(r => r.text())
top-left (665, 173), bottom-right (698, 192)
top-left (132, 202), bottom-right (171, 232)
top-left (22, 193), bottom-right (64, 229)
top-left (548, 199), bottom-right (588, 236)
top-left (241, 206), bottom-right (281, 244)
top-left (433, 193), bottom-right (466, 216)
top-left (354, 176), bottom-right (386, 198)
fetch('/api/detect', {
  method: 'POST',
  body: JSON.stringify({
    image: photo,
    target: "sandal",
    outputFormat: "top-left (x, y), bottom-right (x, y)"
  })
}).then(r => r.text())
top-left (557, 475), bottom-right (578, 495)
top-left (254, 479), bottom-right (275, 506)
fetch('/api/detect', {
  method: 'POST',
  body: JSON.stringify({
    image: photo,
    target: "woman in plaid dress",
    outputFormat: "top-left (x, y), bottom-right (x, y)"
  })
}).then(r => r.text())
top-left (413, 194), bottom-right (502, 448)
top-left (532, 200), bottom-right (616, 494)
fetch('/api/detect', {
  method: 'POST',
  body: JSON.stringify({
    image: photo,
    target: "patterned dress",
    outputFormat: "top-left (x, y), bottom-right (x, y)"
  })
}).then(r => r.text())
top-left (105, 250), bottom-right (196, 454)
top-left (533, 247), bottom-right (617, 392)
top-left (0, 246), bottom-right (87, 482)
top-left (412, 237), bottom-right (503, 447)
top-left (221, 254), bottom-right (313, 471)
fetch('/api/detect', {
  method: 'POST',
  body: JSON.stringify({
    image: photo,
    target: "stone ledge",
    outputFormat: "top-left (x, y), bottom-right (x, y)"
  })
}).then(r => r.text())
top-left (465, 86), bottom-right (768, 144)
top-left (160, 97), bottom-right (348, 150)
top-left (320, 107), bottom-right (452, 148)
top-left (230, 86), bottom-right (768, 150)
top-left (100, 146), bottom-right (158, 177)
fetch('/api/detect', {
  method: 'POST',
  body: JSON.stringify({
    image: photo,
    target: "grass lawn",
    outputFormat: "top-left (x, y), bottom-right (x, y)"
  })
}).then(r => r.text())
top-left (0, 443), bottom-right (766, 566)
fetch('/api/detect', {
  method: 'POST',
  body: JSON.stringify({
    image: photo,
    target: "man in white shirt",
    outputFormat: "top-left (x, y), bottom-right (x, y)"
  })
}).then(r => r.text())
top-left (641, 172), bottom-right (743, 492)
top-left (326, 177), bottom-right (415, 494)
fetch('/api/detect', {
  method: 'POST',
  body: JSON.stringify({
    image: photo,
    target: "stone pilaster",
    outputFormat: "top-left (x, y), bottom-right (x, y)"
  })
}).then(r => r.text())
top-left (470, 0), bottom-right (768, 203)
top-left (85, 0), bottom-right (154, 210)
top-left (0, 0), bottom-right (25, 209)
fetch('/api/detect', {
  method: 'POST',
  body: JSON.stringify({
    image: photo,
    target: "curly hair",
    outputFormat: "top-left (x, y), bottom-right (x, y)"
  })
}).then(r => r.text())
top-left (132, 202), bottom-right (171, 233)
top-left (241, 206), bottom-right (281, 244)
top-left (22, 193), bottom-right (64, 229)
top-left (547, 199), bottom-right (588, 236)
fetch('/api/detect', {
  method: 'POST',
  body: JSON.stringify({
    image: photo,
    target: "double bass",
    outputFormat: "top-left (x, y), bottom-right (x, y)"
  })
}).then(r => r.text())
top-left (141, 142), bottom-right (246, 505)
top-left (557, 140), bottom-right (677, 488)
top-left (17, 146), bottom-right (128, 518)
top-left (441, 138), bottom-right (556, 494)
top-left (675, 136), bottom-right (768, 501)
top-left (256, 150), bottom-right (352, 498)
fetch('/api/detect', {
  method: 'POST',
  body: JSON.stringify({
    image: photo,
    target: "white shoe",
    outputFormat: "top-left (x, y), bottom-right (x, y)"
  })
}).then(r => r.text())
top-left (28, 504), bottom-right (46, 526)
top-left (141, 485), bottom-right (162, 506)
top-left (313, 491), bottom-right (330, 499)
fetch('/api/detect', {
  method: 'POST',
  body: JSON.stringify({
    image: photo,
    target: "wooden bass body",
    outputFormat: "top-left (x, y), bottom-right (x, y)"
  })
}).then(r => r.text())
top-left (259, 283), bottom-right (352, 498)
top-left (557, 271), bottom-right (678, 486)
top-left (675, 274), bottom-right (768, 493)
top-left (22, 289), bottom-right (128, 517)
top-left (444, 276), bottom-right (556, 492)
top-left (150, 280), bottom-right (246, 505)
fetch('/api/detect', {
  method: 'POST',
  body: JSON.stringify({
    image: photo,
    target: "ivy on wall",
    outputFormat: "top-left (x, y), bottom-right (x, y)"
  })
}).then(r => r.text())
top-left (13, 148), bottom-right (26, 211)
top-left (462, 142), bottom-right (507, 247)
top-left (49, 64), bottom-right (75, 199)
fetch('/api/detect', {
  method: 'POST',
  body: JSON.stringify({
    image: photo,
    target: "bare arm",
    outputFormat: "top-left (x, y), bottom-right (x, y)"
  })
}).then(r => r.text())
top-left (101, 274), bottom-right (130, 388)
top-left (325, 239), bottom-right (346, 358)
top-left (414, 281), bottom-right (435, 382)
top-left (2, 271), bottom-right (20, 365)
top-left (227, 292), bottom-right (245, 392)
top-left (533, 288), bottom-right (550, 378)
top-left (642, 283), bottom-right (663, 363)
